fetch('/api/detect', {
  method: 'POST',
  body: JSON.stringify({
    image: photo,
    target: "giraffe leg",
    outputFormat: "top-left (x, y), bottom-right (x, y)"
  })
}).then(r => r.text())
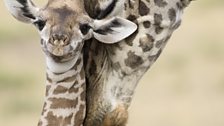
top-left (102, 105), bottom-right (128, 126)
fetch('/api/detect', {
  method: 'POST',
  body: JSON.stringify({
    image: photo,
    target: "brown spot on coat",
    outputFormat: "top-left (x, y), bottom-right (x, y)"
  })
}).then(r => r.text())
top-left (45, 111), bottom-right (73, 126)
top-left (143, 21), bottom-right (151, 28)
top-left (154, 0), bottom-right (168, 7)
top-left (53, 85), bottom-right (67, 94)
top-left (125, 51), bottom-right (144, 69)
top-left (139, 34), bottom-right (154, 52)
top-left (49, 98), bottom-right (78, 109)
top-left (154, 13), bottom-right (163, 25)
top-left (74, 104), bottom-right (85, 125)
top-left (139, 1), bottom-right (150, 16)
top-left (127, 15), bottom-right (137, 22)
top-left (168, 8), bottom-right (176, 23)
top-left (155, 26), bottom-right (164, 34)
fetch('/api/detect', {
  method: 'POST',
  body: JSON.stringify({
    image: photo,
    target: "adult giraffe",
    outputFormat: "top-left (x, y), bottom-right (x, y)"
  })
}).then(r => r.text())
top-left (4, 0), bottom-right (137, 125)
top-left (83, 0), bottom-right (194, 126)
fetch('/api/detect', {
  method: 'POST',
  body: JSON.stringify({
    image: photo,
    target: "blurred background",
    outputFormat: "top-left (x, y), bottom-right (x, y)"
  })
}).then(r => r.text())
top-left (0, 0), bottom-right (224, 126)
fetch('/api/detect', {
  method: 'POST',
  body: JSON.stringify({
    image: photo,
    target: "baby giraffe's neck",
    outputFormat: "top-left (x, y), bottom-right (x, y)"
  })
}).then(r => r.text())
top-left (38, 55), bottom-right (86, 126)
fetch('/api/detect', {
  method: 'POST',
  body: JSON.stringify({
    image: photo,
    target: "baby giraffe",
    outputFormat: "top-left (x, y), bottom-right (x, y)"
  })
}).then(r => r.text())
top-left (4, 0), bottom-right (137, 125)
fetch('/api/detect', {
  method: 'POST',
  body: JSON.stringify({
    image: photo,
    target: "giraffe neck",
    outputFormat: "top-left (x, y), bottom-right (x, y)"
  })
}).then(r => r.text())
top-left (84, 0), bottom-right (193, 125)
top-left (85, 0), bottom-right (190, 105)
top-left (38, 54), bottom-right (86, 126)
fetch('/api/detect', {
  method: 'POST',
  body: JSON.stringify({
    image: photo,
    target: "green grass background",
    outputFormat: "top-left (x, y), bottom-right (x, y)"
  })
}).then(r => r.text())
top-left (0, 0), bottom-right (224, 126)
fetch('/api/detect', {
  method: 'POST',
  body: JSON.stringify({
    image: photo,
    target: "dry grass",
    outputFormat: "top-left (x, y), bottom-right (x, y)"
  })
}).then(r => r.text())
top-left (0, 0), bottom-right (224, 126)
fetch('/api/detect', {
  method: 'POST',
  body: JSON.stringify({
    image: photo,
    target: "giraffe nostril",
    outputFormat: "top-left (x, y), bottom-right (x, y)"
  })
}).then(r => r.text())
top-left (49, 37), bottom-right (54, 45)
top-left (52, 34), bottom-right (59, 41)
top-left (50, 34), bottom-right (70, 46)
top-left (63, 36), bottom-right (70, 45)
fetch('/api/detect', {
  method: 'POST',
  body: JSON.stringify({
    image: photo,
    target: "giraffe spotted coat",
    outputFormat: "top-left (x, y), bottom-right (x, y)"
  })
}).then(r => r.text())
top-left (84, 0), bottom-right (193, 126)
top-left (5, 0), bottom-right (138, 125)
top-left (4, 0), bottom-right (194, 125)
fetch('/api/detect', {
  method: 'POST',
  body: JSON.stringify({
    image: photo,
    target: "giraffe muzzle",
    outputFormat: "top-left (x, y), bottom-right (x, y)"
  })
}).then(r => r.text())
top-left (48, 34), bottom-right (71, 56)
top-left (50, 34), bottom-right (70, 46)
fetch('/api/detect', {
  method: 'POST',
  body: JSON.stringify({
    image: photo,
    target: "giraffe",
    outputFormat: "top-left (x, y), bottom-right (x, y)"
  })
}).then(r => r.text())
top-left (83, 0), bottom-right (194, 126)
top-left (4, 0), bottom-right (137, 125)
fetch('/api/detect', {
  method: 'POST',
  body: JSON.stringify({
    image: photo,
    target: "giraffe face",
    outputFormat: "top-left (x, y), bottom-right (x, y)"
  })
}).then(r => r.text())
top-left (4, 0), bottom-right (137, 60)
top-left (38, 5), bottom-right (92, 59)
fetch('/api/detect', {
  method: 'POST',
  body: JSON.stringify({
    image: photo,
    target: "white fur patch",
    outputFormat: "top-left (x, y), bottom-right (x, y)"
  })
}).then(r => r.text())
top-left (46, 55), bottom-right (80, 74)
top-left (52, 108), bottom-right (76, 118)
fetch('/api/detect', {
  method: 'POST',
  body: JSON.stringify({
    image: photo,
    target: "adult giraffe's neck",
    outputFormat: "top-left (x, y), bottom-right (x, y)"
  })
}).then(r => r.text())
top-left (38, 54), bottom-right (86, 126)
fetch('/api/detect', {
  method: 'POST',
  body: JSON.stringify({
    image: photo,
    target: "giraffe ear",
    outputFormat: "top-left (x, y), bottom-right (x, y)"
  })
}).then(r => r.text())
top-left (4, 0), bottom-right (39, 23)
top-left (93, 17), bottom-right (137, 44)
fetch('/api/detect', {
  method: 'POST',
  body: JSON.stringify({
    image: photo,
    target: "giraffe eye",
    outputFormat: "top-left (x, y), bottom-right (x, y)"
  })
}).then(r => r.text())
top-left (34, 20), bottom-right (46, 31)
top-left (80, 23), bottom-right (91, 35)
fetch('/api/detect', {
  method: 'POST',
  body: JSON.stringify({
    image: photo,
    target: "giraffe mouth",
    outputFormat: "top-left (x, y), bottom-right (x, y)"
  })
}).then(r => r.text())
top-left (42, 39), bottom-right (83, 63)
top-left (43, 42), bottom-right (75, 62)
top-left (51, 46), bottom-right (66, 56)
top-left (46, 42), bottom-right (72, 57)
top-left (49, 52), bottom-right (75, 63)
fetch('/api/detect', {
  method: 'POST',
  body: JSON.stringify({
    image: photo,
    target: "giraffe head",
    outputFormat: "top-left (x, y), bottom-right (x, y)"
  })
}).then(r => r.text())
top-left (4, 0), bottom-right (137, 59)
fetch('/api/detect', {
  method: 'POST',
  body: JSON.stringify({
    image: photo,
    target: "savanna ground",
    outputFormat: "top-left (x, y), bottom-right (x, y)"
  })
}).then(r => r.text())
top-left (0, 0), bottom-right (224, 126)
